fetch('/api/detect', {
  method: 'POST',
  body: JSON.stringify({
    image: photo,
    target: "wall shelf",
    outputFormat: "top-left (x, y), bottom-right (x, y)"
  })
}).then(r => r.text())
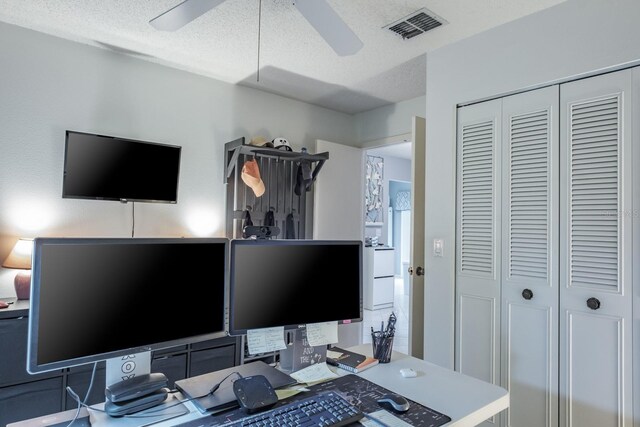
top-left (224, 137), bottom-right (329, 240)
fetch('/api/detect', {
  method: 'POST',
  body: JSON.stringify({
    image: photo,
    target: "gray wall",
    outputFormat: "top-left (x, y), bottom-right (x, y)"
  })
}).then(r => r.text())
top-left (424, 0), bottom-right (640, 369)
top-left (0, 22), bottom-right (356, 297)
top-left (355, 95), bottom-right (425, 144)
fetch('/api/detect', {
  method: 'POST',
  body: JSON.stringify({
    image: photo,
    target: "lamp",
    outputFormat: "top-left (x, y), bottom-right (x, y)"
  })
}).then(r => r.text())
top-left (3, 238), bottom-right (33, 300)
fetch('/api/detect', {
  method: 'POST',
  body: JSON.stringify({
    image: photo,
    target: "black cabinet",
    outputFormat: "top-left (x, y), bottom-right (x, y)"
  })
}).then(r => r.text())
top-left (190, 345), bottom-right (236, 377)
top-left (0, 377), bottom-right (64, 427)
top-left (151, 352), bottom-right (187, 389)
top-left (0, 316), bottom-right (61, 387)
top-left (0, 308), bottom-right (241, 425)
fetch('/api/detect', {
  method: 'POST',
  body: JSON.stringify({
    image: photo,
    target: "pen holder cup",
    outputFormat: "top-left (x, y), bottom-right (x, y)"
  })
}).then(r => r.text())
top-left (371, 333), bottom-right (394, 363)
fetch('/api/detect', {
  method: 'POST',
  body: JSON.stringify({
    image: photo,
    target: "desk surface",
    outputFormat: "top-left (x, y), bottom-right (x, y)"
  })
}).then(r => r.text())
top-left (11, 345), bottom-right (508, 427)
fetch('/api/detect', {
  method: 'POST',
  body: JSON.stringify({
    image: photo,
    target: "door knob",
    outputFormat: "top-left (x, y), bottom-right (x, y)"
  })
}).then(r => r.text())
top-left (522, 289), bottom-right (533, 300)
top-left (415, 266), bottom-right (424, 276)
top-left (587, 297), bottom-right (601, 310)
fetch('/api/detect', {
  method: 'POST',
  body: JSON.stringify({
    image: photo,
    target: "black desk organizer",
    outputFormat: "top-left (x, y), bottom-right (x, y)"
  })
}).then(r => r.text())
top-left (193, 374), bottom-right (451, 427)
top-left (224, 137), bottom-right (329, 240)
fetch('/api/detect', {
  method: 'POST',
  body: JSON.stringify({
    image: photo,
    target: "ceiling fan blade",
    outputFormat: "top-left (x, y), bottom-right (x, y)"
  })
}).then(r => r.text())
top-left (294, 0), bottom-right (363, 56)
top-left (149, 0), bottom-right (227, 31)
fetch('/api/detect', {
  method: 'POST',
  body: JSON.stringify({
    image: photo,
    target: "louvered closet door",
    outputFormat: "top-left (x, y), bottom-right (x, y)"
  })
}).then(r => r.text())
top-left (456, 99), bottom-right (502, 427)
top-left (501, 86), bottom-right (559, 427)
top-left (559, 69), bottom-right (633, 427)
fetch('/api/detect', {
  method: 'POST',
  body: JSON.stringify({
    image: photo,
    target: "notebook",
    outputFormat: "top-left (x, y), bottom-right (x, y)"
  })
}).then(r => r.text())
top-left (174, 360), bottom-right (296, 413)
top-left (326, 347), bottom-right (379, 373)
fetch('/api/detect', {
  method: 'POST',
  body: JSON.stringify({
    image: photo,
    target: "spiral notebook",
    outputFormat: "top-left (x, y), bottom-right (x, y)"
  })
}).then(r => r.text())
top-left (326, 347), bottom-right (379, 373)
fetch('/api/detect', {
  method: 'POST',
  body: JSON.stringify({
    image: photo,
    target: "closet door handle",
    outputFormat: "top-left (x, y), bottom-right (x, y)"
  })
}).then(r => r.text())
top-left (415, 267), bottom-right (424, 276)
top-left (522, 289), bottom-right (533, 300)
top-left (587, 297), bottom-right (601, 310)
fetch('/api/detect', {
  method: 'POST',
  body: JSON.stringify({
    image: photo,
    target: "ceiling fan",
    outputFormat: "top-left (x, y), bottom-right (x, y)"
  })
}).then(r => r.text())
top-left (149, 0), bottom-right (364, 56)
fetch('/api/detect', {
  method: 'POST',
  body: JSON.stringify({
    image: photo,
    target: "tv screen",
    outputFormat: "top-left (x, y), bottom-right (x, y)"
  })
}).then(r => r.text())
top-left (229, 239), bottom-right (363, 334)
top-left (28, 238), bottom-right (228, 374)
top-left (62, 131), bottom-right (181, 203)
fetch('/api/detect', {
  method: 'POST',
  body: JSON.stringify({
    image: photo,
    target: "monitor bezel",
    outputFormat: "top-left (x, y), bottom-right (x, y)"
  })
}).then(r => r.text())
top-left (27, 237), bottom-right (229, 374)
top-left (228, 239), bottom-right (363, 336)
top-left (62, 130), bottom-right (182, 204)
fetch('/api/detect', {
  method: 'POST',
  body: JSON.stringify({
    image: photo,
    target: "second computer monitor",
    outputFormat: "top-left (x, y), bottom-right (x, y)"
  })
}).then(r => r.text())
top-left (228, 239), bottom-right (363, 335)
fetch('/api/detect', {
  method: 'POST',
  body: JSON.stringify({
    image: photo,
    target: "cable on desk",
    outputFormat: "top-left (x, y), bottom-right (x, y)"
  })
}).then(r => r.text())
top-left (66, 362), bottom-right (98, 427)
top-left (64, 371), bottom-right (244, 422)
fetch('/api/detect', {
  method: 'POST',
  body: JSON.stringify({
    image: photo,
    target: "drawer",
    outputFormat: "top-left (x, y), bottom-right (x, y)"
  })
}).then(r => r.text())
top-left (191, 336), bottom-right (238, 351)
top-left (151, 353), bottom-right (187, 388)
top-left (372, 277), bottom-right (394, 308)
top-left (0, 377), bottom-right (63, 427)
top-left (189, 345), bottom-right (236, 377)
top-left (373, 249), bottom-right (395, 277)
top-left (0, 316), bottom-right (62, 387)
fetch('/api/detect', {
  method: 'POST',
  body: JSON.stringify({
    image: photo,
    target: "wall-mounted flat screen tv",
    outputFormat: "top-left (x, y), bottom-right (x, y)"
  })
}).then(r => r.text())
top-left (62, 130), bottom-right (182, 203)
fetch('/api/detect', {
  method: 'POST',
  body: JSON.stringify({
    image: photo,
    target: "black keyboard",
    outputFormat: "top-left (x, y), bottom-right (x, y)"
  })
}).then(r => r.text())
top-left (211, 392), bottom-right (362, 427)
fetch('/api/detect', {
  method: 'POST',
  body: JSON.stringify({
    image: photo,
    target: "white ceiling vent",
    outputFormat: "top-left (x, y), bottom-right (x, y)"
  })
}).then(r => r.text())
top-left (384, 8), bottom-right (447, 40)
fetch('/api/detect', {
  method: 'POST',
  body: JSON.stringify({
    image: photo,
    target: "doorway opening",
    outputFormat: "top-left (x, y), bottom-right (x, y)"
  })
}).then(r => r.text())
top-left (362, 144), bottom-right (412, 355)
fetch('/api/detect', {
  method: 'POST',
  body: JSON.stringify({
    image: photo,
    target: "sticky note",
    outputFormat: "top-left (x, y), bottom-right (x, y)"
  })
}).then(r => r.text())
top-left (306, 321), bottom-right (339, 346)
top-left (247, 326), bottom-right (286, 355)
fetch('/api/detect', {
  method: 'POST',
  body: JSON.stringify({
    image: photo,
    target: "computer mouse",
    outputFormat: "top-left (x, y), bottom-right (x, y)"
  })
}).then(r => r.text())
top-left (377, 393), bottom-right (410, 413)
top-left (400, 368), bottom-right (417, 378)
top-left (0, 301), bottom-right (9, 309)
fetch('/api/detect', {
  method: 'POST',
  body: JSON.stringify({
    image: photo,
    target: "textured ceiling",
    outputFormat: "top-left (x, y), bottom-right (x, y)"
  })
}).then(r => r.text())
top-left (0, 0), bottom-right (565, 113)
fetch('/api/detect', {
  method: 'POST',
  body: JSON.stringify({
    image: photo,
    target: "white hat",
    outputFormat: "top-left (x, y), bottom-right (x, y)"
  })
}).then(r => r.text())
top-left (272, 137), bottom-right (292, 151)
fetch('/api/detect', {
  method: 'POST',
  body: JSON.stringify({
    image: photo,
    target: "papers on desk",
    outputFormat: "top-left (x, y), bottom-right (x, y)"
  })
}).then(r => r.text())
top-left (275, 385), bottom-right (310, 400)
top-left (247, 326), bottom-right (287, 355)
top-left (305, 321), bottom-right (338, 346)
top-left (290, 362), bottom-right (338, 385)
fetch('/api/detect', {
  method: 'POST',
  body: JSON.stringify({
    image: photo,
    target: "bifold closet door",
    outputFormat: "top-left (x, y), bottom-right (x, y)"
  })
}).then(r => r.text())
top-left (559, 69), bottom-right (633, 427)
top-left (456, 99), bottom-right (502, 426)
top-left (500, 86), bottom-right (559, 427)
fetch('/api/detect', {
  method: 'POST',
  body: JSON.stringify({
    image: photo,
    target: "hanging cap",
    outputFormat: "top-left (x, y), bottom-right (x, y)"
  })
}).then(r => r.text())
top-left (241, 159), bottom-right (265, 197)
top-left (272, 137), bottom-right (292, 151)
top-left (249, 136), bottom-right (274, 148)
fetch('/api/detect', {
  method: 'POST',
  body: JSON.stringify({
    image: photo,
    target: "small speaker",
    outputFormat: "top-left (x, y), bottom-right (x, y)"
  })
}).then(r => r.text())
top-left (233, 375), bottom-right (278, 414)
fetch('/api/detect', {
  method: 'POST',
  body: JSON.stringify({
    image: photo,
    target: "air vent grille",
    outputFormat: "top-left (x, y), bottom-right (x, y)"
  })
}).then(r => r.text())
top-left (385, 8), bottom-right (446, 40)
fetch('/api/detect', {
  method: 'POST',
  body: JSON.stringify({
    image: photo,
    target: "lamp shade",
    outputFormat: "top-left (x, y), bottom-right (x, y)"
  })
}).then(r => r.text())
top-left (3, 238), bottom-right (33, 270)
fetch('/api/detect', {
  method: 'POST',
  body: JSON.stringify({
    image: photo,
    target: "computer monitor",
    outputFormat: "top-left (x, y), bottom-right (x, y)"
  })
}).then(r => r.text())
top-left (27, 237), bottom-right (228, 374)
top-left (228, 239), bottom-right (363, 335)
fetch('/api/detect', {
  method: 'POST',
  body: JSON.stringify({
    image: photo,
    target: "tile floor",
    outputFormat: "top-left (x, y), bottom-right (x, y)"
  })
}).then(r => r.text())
top-left (362, 277), bottom-right (410, 355)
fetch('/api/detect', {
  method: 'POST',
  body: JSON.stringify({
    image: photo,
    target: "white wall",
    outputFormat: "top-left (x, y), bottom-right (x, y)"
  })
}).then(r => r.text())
top-left (424, 0), bottom-right (640, 369)
top-left (0, 22), bottom-right (356, 297)
top-left (355, 95), bottom-right (425, 145)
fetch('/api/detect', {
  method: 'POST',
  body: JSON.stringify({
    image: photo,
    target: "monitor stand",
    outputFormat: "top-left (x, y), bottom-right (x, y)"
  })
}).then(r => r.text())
top-left (105, 352), bottom-right (151, 386)
top-left (279, 328), bottom-right (327, 373)
top-left (89, 352), bottom-right (189, 426)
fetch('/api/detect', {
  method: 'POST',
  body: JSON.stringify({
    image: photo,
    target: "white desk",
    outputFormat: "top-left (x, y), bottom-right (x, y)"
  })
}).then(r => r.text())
top-left (347, 345), bottom-right (508, 427)
top-left (11, 346), bottom-right (508, 427)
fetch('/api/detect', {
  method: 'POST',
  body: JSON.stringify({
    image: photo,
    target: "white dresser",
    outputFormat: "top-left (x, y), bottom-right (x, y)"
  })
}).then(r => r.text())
top-left (363, 246), bottom-right (395, 310)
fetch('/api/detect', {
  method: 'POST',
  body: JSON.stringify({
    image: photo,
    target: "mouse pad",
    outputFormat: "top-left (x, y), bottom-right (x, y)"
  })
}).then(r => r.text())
top-left (196, 374), bottom-right (452, 427)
